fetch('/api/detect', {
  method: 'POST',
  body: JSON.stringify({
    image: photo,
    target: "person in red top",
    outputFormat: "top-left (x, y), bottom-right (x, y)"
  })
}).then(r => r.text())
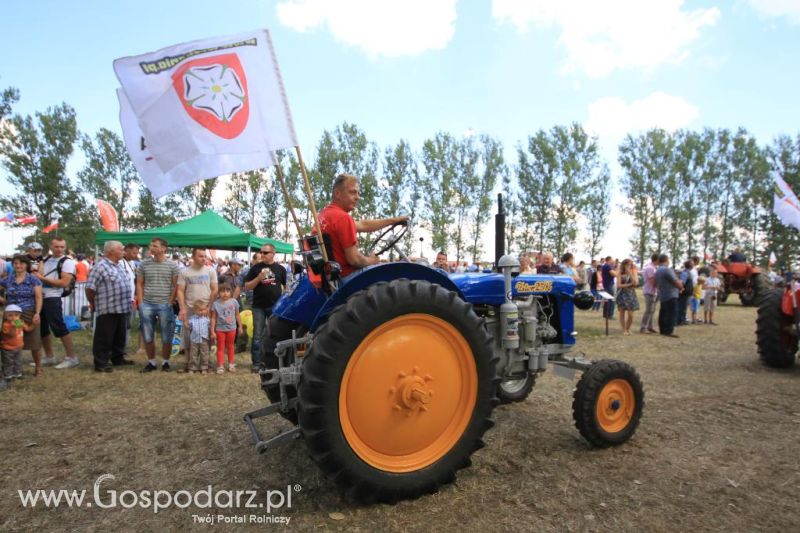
top-left (74, 254), bottom-right (89, 282)
top-left (318, 173), bottom-right (407, 277)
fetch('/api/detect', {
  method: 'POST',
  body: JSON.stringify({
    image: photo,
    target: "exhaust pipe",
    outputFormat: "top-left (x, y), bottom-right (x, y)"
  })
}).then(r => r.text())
top-left (495, 193), bottom-right (505, 271)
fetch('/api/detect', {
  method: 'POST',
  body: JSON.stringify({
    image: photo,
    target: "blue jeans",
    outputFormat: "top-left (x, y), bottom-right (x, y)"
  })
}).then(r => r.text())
top-left (251, 307), bottom-right (272, 366)
top-left (139, 302), bottom-right (176, 345)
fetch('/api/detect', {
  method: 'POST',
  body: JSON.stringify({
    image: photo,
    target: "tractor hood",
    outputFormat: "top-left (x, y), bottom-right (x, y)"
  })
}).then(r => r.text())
top-left (450, 273), bottom-right (576, 306)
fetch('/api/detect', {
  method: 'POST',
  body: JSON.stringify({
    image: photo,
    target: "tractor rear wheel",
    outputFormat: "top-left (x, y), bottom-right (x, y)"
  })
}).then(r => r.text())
top-left (756, 289), bottom-right (797, 368)
top-left (497, 374), bottom-right (536, 404)
top-left (572, 360), bottom-right (644, 447)
top-left (298, 279), bottom-right (498, 503)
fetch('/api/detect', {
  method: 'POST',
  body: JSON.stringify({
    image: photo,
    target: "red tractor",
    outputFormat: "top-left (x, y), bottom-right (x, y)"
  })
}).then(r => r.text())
top-left (713, 261), bottom-right (771, 306)
top-left (756, 286), bottom-right (798, 368)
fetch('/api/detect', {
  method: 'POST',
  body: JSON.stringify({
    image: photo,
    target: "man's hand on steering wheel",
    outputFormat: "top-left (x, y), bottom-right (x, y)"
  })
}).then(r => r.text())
top-left (367, 217), bottom-right (409, 258)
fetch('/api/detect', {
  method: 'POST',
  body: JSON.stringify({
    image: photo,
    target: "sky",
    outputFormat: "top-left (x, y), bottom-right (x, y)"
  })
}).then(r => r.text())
top-left (1, 0), bottom-right (799, 260)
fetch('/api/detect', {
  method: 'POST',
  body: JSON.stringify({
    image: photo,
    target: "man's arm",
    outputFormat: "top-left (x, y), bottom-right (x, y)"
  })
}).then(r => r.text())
top-left (344, 245), bottom-right (379, 269)
top-left (176, 276), bottom-right (187, 322)
top-left (243, 268), bottom-right (261, 291)
top-left (135, 272), bottom-right (144, 306)
top-left (355, 216), bottom-right (408, 233)
top-left (85, 287), bottom-right (96, 310)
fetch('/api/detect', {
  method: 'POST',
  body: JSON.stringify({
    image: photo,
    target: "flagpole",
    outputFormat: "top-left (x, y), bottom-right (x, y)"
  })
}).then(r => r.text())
top-left (273, 158), bottom-right (303, 240)
top-left (294, 146), bottom-right (328, 263)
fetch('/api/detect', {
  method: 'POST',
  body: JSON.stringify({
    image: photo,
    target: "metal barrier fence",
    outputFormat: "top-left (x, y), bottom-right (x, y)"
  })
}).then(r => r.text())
top-left (61, 281), bottom-right (89, 318)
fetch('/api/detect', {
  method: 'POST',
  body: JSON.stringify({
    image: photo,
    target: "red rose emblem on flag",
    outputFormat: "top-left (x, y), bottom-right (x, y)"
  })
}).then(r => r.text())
top-left (172, 53), bottom-right (249, 139)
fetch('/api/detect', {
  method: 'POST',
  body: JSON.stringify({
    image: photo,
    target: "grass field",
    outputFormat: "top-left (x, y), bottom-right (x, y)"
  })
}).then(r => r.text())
top-left (1, 302), bottom-right (798, 532)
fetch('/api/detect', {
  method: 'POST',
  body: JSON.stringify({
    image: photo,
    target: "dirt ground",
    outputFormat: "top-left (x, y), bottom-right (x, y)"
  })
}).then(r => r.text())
top-left (1, 302), bottom-right (798, 532)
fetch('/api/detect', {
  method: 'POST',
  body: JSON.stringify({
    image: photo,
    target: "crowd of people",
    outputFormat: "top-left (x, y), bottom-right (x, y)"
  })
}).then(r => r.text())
top-left (0, 173), bottom-right (773, 390)
top-left (0, 236), bottom-right (294, 389)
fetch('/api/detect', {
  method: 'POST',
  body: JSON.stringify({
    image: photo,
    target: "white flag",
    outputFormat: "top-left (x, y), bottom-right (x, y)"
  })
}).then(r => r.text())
top-left (773, 173), bottom-right (800, 231)
top-left (769, 251), bottom-right (777, 265)
top-left (117, 90), bottom-right (275, 197)
top-left (114, 29), bottom-right (295, 195)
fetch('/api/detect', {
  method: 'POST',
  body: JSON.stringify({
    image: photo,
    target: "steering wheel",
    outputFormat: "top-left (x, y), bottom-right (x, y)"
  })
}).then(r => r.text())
top-left (368, 221), bottom-right (408, 259)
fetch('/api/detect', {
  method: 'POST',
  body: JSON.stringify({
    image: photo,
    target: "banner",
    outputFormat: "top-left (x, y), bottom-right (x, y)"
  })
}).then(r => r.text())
top-left (16, 215), bottom-right (37, 225)
top-left (117, 90), bottom-right (275, 198)
top-left (769, 251), bottom-right (777, 265)
top-left (114, 29), bottom-right (295, 197)
top-left (773, 173), bottom-right (800, 231)
top-left (0, 212), bottom-right (13, 223)
top-left (96, 200), bottom-right (119, 231)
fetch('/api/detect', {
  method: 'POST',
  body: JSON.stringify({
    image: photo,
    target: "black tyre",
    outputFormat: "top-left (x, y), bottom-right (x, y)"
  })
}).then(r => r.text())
top-left (298, 279), bottom-right (499, 503)
top-left (497, 374), bottom-right (536, 404)
top-left (756, 289), bottom-right (797, 368)
top-left (718, 291), bottom-right (728, 304)
top-left (572, 359), bottom-right (644, 448)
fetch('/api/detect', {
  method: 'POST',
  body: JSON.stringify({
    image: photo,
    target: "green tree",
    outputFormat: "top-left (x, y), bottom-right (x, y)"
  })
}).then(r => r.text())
top-left (450, 137), bottom-right (480, 262)
top-left (1, 82), bottom-right (19, 119)
top-left (420, 132), bottom-right (457, 254)
top-left (381, 140), bottom-right (420, 257)
top-left (77, 128), bottom-right (139, 230)
top-left (516, 131), bottom-right (557, 253)
top-left (0, 102), bottom-right (94, 251)
top-left (467, 135), bottom-right (503, 263)
top-left (583, 165), bottom-right (611, 260)
top-left (127, 184), bottom-right (184, 230)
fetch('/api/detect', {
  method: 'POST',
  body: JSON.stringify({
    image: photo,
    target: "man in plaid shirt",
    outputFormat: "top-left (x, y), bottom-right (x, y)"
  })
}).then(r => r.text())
top-left (85, 241), bottom-right (133, 372)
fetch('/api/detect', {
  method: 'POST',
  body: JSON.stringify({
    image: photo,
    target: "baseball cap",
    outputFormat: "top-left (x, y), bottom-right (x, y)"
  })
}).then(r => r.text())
top-left (28, 242), bottom-right (43, 250)
top-left (229, 258), bottom-right (242, 265)
top-left (5, 304), bottom-right (22, 313)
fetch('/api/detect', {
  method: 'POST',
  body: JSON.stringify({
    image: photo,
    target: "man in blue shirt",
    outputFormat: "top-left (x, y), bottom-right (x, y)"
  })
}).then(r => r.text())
top-left (655, 254), bottom-right (684, 337)
top-left (600, 256), bottom-right (617, 319)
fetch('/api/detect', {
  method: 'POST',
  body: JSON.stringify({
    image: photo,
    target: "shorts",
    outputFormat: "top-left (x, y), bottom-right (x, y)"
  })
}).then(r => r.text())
top-left (704, 293), bottom-right (717, 312)
top-left (139, 302), bottom-right (176, 345)
top-left (40, 297), bottom-right (69, 338)
top-left (690, 297), bottom-right (700, 313)
top-left (21, 309), bottom-right (42, 350)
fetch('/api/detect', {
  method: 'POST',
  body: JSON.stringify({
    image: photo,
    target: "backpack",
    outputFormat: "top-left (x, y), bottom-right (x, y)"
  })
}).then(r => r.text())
top-left (42, 256), bottom-right (77, 297)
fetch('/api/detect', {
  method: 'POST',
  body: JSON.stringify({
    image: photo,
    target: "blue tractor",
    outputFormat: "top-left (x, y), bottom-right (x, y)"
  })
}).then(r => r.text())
top-left (244, 206), bottom-right (644, 504)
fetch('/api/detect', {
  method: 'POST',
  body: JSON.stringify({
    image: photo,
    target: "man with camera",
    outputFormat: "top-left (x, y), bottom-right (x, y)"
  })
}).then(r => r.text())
top-left (243, 244), bottom-right (286, 371)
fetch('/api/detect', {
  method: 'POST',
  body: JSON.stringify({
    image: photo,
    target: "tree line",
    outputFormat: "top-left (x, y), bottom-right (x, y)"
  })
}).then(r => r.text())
top-left (1, 81), bottom-right (798, 269)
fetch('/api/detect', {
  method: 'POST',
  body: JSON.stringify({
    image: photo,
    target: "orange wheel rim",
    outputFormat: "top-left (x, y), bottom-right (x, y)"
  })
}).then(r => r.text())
top-left (596, 379), bottom-right (635, 433)
top-left (339, 314), bottom-right (477, 473)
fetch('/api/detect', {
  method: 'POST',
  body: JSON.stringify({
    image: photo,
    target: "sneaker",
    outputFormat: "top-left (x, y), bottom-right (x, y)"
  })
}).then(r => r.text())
top-left (12, 373), bottom-right (23, 379)
top-left (55, 358), bottom-right (79, 369)
top-left (140, 362), bottom-right (158, 373)
top-left (216, 367), bottom-right (225, 374)
top-left (228, 364), bottom-right (236, 373)
top-left (161, 361), bottom-right (171, 372)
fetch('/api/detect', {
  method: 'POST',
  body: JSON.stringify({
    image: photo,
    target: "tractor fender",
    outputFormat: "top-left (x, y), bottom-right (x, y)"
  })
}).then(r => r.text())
top-left (310, 262), bottom-right (463, 330)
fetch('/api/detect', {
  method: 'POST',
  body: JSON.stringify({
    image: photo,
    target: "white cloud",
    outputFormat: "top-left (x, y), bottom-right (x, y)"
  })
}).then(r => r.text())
top-left (276, 0), bottom-right (458, 59)
top-left (585, 92), bottom-right (699, 146)
top-left (747, 0), bottom-right (800, 24)
top-left (491, 0), bottom-right (720, 78)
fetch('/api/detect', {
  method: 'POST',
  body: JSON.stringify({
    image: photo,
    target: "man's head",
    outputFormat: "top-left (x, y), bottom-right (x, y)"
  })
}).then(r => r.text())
top-left (191, 248), bottom-right (207, 268)
top-left (435, 251), bottom-right (448, 269)
top-left (561, 252), bottom-right (574, 265)
top-left (149, 238), bottom-right (168, 258)
top-left (331, 173), bottom-right (360, 212)
top-left (658, 254), bottom-right (669, 265)
top-left (519, 252), bottom-right (531, 268)
top-left (260, 244), bottom-right (276, 265)
top-left (49, 237), bottom-right (67, 257)
top-left (651, 253), bottom-right (659, 264)
top-left (103, 240), bottom-right (124, 262)
top-left (27, 242), bottom-right (43, 257)
top-left (124, 243), bottom-right (140, 261)
top-left (229, 258), bottom-right (242, 273)
top-left (604, 256), bottom-right (613, 264)
top-left (539, 252), bottom-right (554, 267)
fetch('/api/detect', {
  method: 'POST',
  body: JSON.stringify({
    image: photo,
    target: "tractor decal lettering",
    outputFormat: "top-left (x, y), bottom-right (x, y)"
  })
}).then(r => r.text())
top-left (515, 280), bottom-right (553, 293)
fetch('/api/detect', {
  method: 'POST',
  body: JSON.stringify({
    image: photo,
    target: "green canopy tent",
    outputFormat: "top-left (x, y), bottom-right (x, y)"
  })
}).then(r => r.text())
top-left (94, 210), bottom-right (293, 254)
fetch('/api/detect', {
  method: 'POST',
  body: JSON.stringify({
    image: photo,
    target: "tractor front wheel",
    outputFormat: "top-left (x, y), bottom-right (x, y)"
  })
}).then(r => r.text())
top-left (298, 279), bottom-right (498, 503)
top-left (497, 374), bottom-right (536, 404)
top-left (740, 273), bottom-right (771, 307)
top-left (572, 360), bottom-right (644, 447)
top-left (756, 289), bottom-right (797, 368)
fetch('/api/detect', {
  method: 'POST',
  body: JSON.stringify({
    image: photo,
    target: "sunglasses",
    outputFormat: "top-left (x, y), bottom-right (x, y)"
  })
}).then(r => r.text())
top-left (261, 251), bottom-right (275, 254)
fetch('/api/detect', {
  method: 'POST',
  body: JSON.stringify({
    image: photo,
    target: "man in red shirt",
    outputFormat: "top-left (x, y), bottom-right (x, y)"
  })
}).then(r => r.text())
top-left (318, 173), bottom-right (407, 277)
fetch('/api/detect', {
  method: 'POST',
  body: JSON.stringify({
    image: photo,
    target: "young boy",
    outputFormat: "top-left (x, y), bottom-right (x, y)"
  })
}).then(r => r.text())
top-left (187, 302), bottom-right (211, 373)
top-left (703, 268), bottom-right (722, 325)
top-left (1, 304), bottom-right (34, 388)
top-left (691, 276), bottom-right (705, 324)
